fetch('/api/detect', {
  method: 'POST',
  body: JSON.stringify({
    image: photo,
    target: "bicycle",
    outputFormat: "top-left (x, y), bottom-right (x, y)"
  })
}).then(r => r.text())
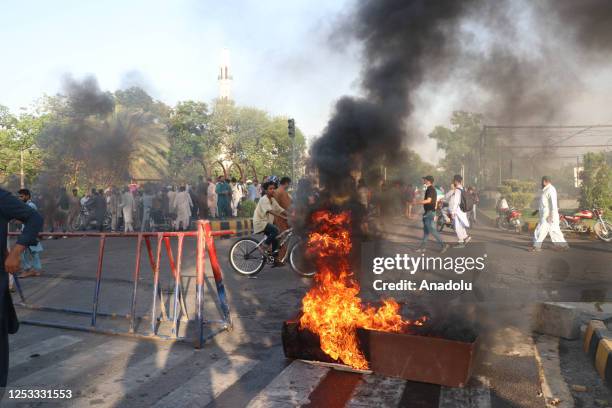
top-left (229, 227), bottom-right (315, 277)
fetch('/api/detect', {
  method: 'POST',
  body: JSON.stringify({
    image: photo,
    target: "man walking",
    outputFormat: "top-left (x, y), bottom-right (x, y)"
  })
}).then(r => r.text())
top-left (196, 176), bottom-right (208, 219)
top-left (141, 187), bottom-right (154, 232)
top-left (216, 177), bottom-right (231, 218)
top-left (17, 189), bottom-right (45, 278)
top-left (67, 188), bottom-right (80, 231)
top-left (207, 178), bottom-right (217, 218)
top-left (415, 176), bottom-right (448, 253)
top-left (120, 187), bottom-right (136, 232)
top-left (529, 176), bottom-right (569, 252)
top-left (93, 189), bottom-right (107, 232)
top-left (108, 187), bottom-right (121, 232)
top-left (174, 186), bottom-right (193, 230)
top-left (1, 188), bottom-right (43, 391)
top-left (449, 175), bottom-right (471, 248)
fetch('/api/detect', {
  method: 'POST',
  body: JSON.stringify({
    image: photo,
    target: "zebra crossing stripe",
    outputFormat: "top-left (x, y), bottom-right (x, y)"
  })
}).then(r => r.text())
top-left (152, 355), bottom-right (258, 408)
top-left (438, 377), bottom-right (491, 408)
top-left (66, 346), bottom-right (195, 408)
top-left (10, 335), bottom-right (82, 368)
top-left (246, 360), bottom-right (329, 407)
top-left (346, 374), bottom-right (406, 407)
top-left (11, 339), bottom-right (134, 387)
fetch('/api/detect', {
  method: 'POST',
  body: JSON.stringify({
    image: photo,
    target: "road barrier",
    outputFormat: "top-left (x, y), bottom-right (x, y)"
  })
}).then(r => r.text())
top-left (209, 218), bottom-right (253, 238)
top-left (9, 220), bottom-right (234, 348)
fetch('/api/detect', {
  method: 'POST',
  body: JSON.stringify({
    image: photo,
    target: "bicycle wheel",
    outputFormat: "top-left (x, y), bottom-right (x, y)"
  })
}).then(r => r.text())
top-left (594, 221), bottom-right (612, 242)
top-left (229, 238), bottom-right (265, 276)
top-left (289, 241), bottom-right (316, 277)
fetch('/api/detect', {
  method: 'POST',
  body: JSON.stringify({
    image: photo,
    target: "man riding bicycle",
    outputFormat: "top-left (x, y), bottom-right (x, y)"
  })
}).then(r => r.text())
top-left (253, 181), bottom-right (287, 265)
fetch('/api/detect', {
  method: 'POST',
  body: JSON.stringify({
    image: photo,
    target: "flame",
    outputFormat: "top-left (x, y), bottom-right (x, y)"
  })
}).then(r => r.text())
top-left (299, 210), bottom-right (427, 370)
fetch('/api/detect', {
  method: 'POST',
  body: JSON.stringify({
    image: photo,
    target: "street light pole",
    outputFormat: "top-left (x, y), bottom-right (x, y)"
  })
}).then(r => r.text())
top-left (20, 148), bottom-right (25, 189)
top-left (288, 118), bottom-right (295, 183)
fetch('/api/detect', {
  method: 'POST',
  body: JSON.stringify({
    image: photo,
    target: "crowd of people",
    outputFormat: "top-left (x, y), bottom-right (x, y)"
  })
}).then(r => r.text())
top-left (20, 176), bottom-right (285, 234)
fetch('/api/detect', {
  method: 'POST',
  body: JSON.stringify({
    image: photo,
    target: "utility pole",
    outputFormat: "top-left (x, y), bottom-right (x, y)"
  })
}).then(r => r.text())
top-left (288, 118), bottom-right (295, 183)
top-left (20, 148), bottom-right (25, 189)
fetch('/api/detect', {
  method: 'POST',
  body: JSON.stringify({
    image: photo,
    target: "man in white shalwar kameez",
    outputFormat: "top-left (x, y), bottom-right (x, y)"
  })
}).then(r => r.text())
top-left (449, 175), bottom-right (471, 248)
top-left (530, 176), bottom-right (568, 252)
top-left (120, 187), bottom-right (136, 232)
top-left (207, 178), bottom-right (217, 218)
top-left (174, 186), bottom-right (193, 230)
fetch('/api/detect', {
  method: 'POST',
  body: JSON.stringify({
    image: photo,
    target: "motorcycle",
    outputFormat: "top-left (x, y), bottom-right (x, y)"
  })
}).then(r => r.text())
top-left (496, 207), bottom-right (522, 233)
top-left (72, 207), bottom-right (112, 231)
top-left (560, 208), bottom-right (612, 242)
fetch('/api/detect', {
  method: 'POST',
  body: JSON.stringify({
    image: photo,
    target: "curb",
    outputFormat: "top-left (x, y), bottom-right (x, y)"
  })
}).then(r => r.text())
top-left (209, 218), bottom-right (253, 239)
top-left (534, 335), bottom-right (574, 408)
top-left (583, 320), bottom-right (612, 386)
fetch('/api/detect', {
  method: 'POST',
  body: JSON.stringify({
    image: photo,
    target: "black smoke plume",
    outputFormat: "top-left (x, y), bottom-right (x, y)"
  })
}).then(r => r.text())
top-left (62, 75), bottom-right (115, 117)
top-left (311, 0), bottom-right (474, 189)
top-left (311, 0), bottom-right (612, 187)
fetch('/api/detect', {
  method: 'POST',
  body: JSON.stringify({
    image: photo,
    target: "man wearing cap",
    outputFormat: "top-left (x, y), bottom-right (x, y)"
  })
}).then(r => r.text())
top-left (414, 176), bottom-right (448, 253)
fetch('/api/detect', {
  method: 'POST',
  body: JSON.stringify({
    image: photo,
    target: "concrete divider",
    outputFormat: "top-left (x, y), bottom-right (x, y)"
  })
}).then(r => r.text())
top-left (583, 320), bottom-right (612, 386)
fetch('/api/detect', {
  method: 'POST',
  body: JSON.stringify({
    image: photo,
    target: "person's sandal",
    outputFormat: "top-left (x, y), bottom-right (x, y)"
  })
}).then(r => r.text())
top-left (19, 269), bottom-right (41, 278)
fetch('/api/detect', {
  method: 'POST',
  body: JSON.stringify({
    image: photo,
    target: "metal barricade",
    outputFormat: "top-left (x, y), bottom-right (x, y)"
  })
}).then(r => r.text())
top-left (9, 220), bottom-right (233, 348)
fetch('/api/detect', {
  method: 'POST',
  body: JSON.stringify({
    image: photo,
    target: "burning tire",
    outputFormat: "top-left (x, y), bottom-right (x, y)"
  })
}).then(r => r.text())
top-left (229, 238), bottom-right (265, 276)
top-left (289, 241), bottom-right (316, 277)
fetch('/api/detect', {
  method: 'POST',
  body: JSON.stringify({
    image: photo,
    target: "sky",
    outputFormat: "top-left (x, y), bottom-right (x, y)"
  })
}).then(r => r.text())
top-left (5, 1), bottom-right (612, 165)
top-left (0, 1), bottom-right (360, 136)
top-left (0, 0), bottom-right (469, 162)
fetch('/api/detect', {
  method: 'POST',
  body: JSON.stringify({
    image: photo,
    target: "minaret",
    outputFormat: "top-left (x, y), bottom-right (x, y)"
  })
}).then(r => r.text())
top-left (218, 49), bottom-right (233, 101)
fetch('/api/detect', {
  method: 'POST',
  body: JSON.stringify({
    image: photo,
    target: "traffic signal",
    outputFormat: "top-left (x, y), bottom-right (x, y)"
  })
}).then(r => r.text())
top-left (288, 118), bottom-right (295, 138)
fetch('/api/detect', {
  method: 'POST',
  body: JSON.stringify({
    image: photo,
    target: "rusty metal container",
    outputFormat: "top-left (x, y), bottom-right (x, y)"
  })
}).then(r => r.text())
top-left (282, 319), bottom-right (477, 388)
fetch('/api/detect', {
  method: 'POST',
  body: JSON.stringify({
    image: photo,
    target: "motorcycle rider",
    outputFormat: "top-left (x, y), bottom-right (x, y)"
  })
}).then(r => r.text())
top-left (529, 176), bottom-right (569, 252)
top-left (497, 195), bottom-right (510, 215)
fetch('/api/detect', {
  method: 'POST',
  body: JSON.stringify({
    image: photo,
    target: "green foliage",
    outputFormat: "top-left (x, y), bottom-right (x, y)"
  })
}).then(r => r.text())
top-left (580, 152), bottom-right (612, 210)
top-left (497, 179), bottom-right (536, 209)
top-left (2, 86), bottom-right (308, 189)
top-left (0, 106), bottom-right (46, 185)
top-left (238, 200), bottom-right (257, 218)
top-left (167, 100), bottom-right (213, 181)
top-left (429, 111), bottom-right (483, 184)
top-left (37, 91), bottom-right (169, 188)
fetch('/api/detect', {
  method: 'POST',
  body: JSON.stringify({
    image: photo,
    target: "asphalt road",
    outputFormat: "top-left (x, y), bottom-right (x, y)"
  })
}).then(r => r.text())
top-left (3, 215), bottom-right (611, 407)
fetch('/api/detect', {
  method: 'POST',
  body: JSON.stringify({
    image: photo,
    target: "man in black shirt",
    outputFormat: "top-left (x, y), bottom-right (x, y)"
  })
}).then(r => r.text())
top-left (415, 176), bottom-right (448, 253)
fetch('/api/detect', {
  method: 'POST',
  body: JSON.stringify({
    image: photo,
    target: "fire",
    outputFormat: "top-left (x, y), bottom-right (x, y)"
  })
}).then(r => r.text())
top-left (299, 210), bottom-right (426, 370)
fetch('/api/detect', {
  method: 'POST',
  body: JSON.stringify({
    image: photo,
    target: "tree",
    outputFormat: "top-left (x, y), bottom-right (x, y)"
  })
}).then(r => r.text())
top-left (205, 99), bottom-right (307, 180)
top-left (166, 100), bottom-right (217, 181)
top-left (580, 152), bottom-right (612, 210)
top-left (429, 111), bottom-right (484, 185)
top-left (37, 86), bottom-right (170, 189)
top-left (115, 87), bottom-right (170, 118)
top-left (0, 106), bottom-right (46, 186)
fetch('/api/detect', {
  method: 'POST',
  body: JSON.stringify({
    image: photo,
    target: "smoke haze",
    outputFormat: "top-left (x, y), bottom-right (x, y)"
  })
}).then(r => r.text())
top-left (311, 0), bottom-right (612, 182)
